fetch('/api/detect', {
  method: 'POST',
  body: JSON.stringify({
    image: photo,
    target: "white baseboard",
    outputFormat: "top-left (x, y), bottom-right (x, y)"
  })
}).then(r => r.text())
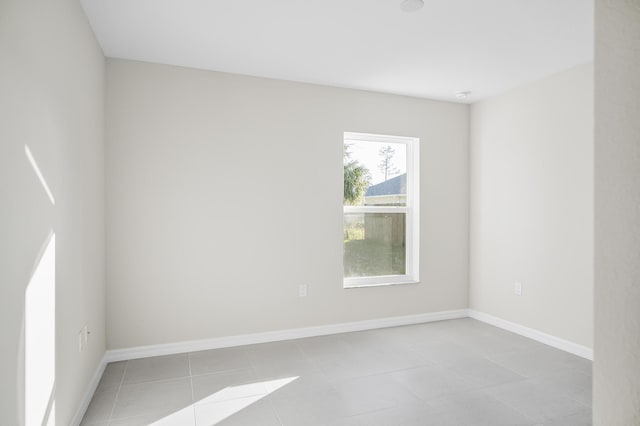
top-left (105, 309), bottom-right (469, 363)
top-left (468, 309), bottom-right (593, 360)
top-left (70, 354), bottom-right (108, 426)
top-left (75, 308), bottom-right (591, 423)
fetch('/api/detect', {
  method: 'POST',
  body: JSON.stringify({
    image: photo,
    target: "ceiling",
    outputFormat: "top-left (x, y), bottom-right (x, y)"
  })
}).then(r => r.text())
top-left (81, 0), bottom-right (593, 103)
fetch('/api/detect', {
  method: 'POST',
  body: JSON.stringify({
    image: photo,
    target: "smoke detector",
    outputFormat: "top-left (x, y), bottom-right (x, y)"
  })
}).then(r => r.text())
top-left (455, 91), bottom-right (472, 100)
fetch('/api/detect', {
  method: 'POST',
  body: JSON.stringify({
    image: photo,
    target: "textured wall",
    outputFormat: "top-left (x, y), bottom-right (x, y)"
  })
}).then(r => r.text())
top-left (0, 0), bottom-right (105, 423)
top-left (470, 63), bottom-right (594, 349)
top-left (594, 0), bottom-right (640, 424)
top-left (105, 59), bottom-right (469, 350)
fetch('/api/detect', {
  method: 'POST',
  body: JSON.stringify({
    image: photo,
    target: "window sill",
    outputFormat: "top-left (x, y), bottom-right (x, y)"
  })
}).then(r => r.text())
top-left (343, 278), bottom-right (420, 289)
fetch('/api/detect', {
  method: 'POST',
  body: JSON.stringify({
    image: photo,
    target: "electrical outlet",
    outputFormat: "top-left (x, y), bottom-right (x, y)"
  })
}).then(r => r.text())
top-left (78, 325), bottom-right (89, 353)
top-left (82, 325), bottom-right (89, 348)
top-left (78, 330), bottom-right (84, 353)
top-left (299, 284), bottom-right (308, 297)
top-left (514, 282), bottom-right (523, 296)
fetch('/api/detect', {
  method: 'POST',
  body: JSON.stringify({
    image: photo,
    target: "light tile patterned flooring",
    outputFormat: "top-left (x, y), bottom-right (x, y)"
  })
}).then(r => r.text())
top-left (81, 319), bottom-right (592, 425)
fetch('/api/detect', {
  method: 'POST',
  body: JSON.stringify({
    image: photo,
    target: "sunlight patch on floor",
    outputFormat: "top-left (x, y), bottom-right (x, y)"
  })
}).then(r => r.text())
top-left (150, 376), bottom-right (298, 426)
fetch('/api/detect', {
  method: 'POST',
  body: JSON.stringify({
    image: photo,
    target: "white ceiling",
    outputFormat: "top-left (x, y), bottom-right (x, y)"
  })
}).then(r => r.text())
top-left (81, 0), bottom-right (593, 103)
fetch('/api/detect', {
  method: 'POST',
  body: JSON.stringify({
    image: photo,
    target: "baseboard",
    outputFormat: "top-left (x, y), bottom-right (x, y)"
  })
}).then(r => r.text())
top-left (70, 353), bottom-right (108, 426)
top-left (104, 309), bottom-right (469, 362)
top-left (76, 308), bottom-right (590, 423)
top-left (468, 309), bottom-right (593, 360)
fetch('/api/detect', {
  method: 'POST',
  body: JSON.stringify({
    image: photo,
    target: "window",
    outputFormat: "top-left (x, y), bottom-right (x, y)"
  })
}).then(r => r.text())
top-left (343, 132), bottom-right (419, 288)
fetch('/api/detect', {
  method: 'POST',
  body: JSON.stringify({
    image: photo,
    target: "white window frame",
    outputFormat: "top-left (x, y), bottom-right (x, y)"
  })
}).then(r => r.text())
top-left (343, 132), bottom-right (420, 288)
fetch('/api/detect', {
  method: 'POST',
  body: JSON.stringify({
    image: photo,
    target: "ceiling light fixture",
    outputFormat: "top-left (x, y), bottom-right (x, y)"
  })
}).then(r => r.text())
top-left (400, 0), bottom-right (424, 13)
top-left (455, 91), bottom-right (472, 100)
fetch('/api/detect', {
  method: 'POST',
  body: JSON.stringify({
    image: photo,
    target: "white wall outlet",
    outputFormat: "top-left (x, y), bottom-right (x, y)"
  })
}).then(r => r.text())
top-left (82, 325), bottom-right (89, 347)
top-left (299, 284), bottom-right (308, 297)
top-left (514, 281), bottom-right (523, 296)
top-left (78, 330), bottom-right (84, 352)
top-left (78, 325), bottom-right (89, 352)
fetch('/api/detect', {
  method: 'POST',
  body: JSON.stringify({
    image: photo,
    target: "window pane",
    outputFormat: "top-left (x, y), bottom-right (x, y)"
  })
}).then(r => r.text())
top-left (344, 141), bottom-right (407, 207)
top-left (344, 212), bottom-right (406, 278)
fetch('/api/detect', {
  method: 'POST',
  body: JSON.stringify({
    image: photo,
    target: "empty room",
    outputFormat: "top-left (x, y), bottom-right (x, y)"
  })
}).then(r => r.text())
top-left (1, 0), bottom-right (639, 425)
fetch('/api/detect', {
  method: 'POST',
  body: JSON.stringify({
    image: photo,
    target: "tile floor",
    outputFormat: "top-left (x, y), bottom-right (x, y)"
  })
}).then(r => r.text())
top-left (81, 319), bottom-right (592, 425)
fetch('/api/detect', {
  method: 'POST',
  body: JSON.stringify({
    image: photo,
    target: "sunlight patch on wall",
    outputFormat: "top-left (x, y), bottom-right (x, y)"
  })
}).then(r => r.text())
top-left (25, 233), bottom-right (56, 426)
top-left (24, 145), bottom-right (55, 205)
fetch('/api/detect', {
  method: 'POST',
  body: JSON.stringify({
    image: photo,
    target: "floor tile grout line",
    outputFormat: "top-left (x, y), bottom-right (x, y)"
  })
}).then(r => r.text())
top-left (487, 390), bottom-right (540, 424)
top-left (190, 366), bottom-right (257, 379)
top-left (188, 352), bottom-right (197, 425)
top-left (268, 398), bottom-right (285, 426)
top-left (111, 374), bottom-right (193, 387)
top-left (107, 361), bottom-right (129, 422)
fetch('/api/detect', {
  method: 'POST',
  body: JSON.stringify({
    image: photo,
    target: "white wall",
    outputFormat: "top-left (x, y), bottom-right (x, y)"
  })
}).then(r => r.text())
top-left (594, 0), bottom-right (640, 423)
top-left (0, 0), bottom-right (105, 424)
top-left (470, 63), bottom-right (594, 348)
top-left (105, 59), bottom-right (469, 350)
